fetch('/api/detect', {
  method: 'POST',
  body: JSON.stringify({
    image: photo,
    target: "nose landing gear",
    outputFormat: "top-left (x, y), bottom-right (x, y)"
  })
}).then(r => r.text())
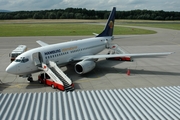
top-left (27, 75), bottom-right (33, 82)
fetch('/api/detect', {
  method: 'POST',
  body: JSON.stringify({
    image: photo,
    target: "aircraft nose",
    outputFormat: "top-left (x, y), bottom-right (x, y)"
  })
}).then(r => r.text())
top-left (6, 63), bottom-right (17, 74)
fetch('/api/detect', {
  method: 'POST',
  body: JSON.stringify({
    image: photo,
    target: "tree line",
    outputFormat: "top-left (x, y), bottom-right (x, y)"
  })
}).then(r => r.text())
top-left (0, 8), bottom-right (180, 20)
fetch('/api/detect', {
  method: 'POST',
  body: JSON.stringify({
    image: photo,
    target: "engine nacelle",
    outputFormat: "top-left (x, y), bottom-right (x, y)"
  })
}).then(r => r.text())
top-left (75, 60), bottom-right (96, 74)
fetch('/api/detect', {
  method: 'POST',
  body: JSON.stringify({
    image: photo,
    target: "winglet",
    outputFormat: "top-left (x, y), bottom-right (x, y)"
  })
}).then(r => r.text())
top-left (97, 7), bottom-right (116, 37)
top-left (36, 40), bottom-right (49, 47)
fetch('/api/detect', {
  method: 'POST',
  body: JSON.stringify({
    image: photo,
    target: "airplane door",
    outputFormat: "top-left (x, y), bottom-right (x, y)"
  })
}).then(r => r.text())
top-left (32, 52), bottom-right (43, 66)
top-left (38, 52), bottom-right (43, 63)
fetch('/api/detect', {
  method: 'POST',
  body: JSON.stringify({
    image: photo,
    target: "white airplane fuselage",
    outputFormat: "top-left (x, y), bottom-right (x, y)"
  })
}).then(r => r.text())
top-left (6, 37), bottom-right (112, 75)
top-left (6, 7), bottom-right (173, 78)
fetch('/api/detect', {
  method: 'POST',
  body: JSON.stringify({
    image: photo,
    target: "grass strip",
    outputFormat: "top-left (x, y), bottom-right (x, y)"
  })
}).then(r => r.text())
top-left (0, 23), bottom-right (156, 37)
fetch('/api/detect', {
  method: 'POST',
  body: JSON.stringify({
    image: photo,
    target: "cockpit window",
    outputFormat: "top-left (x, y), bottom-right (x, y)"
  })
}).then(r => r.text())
top-left (15, 57), bottom-right (29, 63)
top-left (21, 58), bottom-right (29, 63)
top-left (15, 59), bottom-right (21, 62)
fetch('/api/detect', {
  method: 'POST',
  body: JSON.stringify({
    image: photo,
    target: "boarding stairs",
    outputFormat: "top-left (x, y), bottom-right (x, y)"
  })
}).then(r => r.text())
top-left (48, 61), bottom-right (74, 91)
top-left (109, 44), bottom-right (128, 54)
top-left (38, 61), bottom-right (74, 91)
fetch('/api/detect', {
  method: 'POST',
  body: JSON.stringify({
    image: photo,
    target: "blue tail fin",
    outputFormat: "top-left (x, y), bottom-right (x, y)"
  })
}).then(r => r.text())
top-left (97, 7), bottom-right (116, 37)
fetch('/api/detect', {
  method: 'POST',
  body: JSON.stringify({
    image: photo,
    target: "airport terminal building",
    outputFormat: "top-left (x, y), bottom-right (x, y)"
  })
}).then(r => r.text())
top-left (1, 86), bottom-right (180, 120)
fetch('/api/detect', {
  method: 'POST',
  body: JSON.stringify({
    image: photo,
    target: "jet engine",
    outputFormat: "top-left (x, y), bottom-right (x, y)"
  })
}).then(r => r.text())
top-left (75, 60), bottom-right (96, 74)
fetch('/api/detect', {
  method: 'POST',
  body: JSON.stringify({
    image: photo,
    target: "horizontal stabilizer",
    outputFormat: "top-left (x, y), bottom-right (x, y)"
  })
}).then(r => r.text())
top-left (36, 40), bottom-right (49, 47)
top-left (93, 33), bottom-right (99, 36)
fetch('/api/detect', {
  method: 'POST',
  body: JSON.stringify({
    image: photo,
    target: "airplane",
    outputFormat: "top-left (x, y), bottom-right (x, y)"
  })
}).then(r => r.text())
top-left (6, 7), bottom-right (173, 82)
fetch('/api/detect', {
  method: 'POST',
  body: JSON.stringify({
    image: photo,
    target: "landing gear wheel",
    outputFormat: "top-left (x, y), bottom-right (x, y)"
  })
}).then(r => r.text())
top-left (51, 84), bottom-right (55, 89)
top-left (38, 79), bottom-right (42, 84)
top-left (27, 77), bottom-right (33, 82)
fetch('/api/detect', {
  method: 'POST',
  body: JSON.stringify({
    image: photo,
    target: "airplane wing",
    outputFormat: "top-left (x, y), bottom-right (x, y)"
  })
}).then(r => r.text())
top-left (74, 52), bottom-right (174, 61)
top-left (36, 40), bottom-right (49, 46)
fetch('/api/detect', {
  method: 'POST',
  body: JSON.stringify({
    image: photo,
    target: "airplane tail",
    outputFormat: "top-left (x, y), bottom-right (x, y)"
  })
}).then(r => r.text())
top-left (97, 7), bottom-right (116, 37)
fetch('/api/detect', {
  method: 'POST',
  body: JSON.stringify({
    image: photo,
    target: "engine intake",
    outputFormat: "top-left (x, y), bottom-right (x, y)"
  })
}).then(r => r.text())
top-left (75, 60), bottom-right (96, 74)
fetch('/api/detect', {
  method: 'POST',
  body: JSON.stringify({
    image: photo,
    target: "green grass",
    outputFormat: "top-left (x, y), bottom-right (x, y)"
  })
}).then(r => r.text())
top-left (0, 23), bottom-right (156, 37)
top-left (116, 20), bottom-right (180, 30)
top-left (115, 26), bottom-right (156, 35)
top-left (124, 23), bottom-right (180, 30)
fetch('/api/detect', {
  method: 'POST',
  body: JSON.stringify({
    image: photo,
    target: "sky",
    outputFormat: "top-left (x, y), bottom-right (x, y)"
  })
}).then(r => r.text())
top-left (0, 0), bottom-right (180, 11)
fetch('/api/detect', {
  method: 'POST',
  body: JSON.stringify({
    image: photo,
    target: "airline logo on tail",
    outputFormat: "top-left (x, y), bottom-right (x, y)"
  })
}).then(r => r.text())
top-left (109, 21), bottom-right (114, 29)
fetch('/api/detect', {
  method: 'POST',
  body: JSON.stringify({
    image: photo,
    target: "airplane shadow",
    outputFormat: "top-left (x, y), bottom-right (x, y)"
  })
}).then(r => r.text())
top-left (25, 80), bottom-right (49, 89)
top-left (0, 82), bottom-right (11, 92)
top-left (64, 59), bottom-right (180, 82)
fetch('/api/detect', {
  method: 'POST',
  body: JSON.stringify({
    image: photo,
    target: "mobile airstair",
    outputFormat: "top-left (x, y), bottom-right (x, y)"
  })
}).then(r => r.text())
top-left (107, 44), bottom-right (133, 62)
top-left (109, 44), bottom-right (128, 54)
top-left (38, 61), bottom-right (74, 91)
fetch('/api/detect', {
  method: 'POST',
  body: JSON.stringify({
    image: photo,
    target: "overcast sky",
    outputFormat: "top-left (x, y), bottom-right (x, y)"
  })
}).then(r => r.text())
top-left (1, 0), bottom-right (180, 11)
